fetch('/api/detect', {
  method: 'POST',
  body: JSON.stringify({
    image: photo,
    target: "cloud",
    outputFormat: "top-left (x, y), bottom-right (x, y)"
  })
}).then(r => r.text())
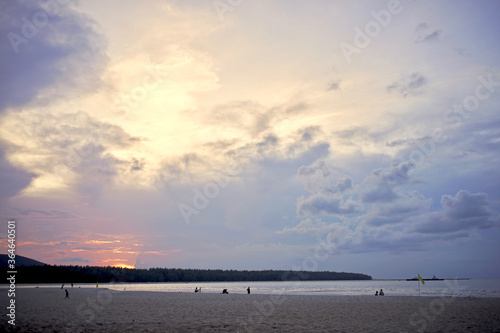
top-left (128, 157), bottom-right (146, 171)
top-left (0, 145), bottom-right (36, 202)
top-left (453, 47), bottom-right (470, 57)
top-left (0, 109), bottom-right (140, 202)
top-left (327, 80), bottom-right (341, 91)
top-left (206, 100), bottom-right (311, 140)
top-left (297, 126), bottom-right (321, 142)
top-left (0, 1), bottom-right (113, 200)
top-left (415, 23), bottom-right (442, 43)
top-left (285, 102), bottom-right (309, 115)
top-left (415, 190), bottom-right (500, 233)
top-left (387, 72), bottom-right (427, 97)
top-left (287, 154), bottom-right (500, 257)
top-left (415, 23), bottom-right (428, 31)
top-left (11, 208), bottom-right (83, 220)
top-left (360, 160), bottom-right (416, 203)
top-left (207, 101), bottom-right (270, 136)
top-left (58, 257), bottom-right (90, 263)
top-left (297, 193), bottom-right (359, 217)
top-left (277, 218), bottom-right (337, 234)
top-left (360, 191), bottom-right (431, 226)
top-left (0, 0), bottom-right (107, 112)
top-left (414, 22), bottom-right (442, 43)
top-left (416, 30), bottom-right (442, 43)
top-left (298, 160), bottom-right (354, 195)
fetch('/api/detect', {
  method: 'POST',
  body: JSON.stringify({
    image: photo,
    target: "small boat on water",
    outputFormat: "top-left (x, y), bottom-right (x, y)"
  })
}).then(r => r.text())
top-left (406, 275), bottom-right (444, 281)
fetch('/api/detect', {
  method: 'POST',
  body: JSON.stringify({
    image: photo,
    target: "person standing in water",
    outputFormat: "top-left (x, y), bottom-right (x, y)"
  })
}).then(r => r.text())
top-left (247, 287), bottom-right (251, 294)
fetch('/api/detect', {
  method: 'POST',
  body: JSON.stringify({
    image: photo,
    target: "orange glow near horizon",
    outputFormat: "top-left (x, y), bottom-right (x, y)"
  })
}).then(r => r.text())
top-left (112, 263), bottom-right (136, 269)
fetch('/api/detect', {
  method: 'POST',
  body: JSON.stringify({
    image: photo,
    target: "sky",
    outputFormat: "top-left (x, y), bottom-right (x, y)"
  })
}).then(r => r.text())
top-left (1, 0), bottom-right (500, 279)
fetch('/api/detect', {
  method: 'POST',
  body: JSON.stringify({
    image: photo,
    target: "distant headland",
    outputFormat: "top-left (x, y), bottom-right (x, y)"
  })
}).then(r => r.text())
top-left (1, 255), bottom-right (372, 283)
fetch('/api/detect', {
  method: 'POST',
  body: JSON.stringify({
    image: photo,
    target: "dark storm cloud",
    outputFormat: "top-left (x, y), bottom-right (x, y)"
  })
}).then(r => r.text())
top-left (0, 146), bottom-right (36, 202)
top-left (0, 1), bottom-right (109, 202)
top-left (0, 0), bottom-right (107, 112)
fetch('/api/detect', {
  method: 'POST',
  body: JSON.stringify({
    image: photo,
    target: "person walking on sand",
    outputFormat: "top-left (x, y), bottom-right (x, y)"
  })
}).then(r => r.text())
top-left (65, 289), bottom-right (69, 299)
top-left (247, 287), bottom-right (251, 294)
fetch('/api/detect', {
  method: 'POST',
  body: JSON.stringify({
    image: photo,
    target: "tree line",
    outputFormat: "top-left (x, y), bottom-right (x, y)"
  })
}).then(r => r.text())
top-left (3, 265), bottom-right (372, 283)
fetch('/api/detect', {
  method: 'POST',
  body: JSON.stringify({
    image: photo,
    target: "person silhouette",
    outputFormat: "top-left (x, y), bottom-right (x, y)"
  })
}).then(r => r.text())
top-left (65, 289), bottom-right (69, 299)
top-left (375, 290), bottom-right (379, 296)
top-left (247, 287), bottom-right (250, 294)
top-left (195, 287), bottom-right (198, 293)
top-left (222, 289), bottom-right (228, 294)
top-left (379, 289), bottom-right (384, 296)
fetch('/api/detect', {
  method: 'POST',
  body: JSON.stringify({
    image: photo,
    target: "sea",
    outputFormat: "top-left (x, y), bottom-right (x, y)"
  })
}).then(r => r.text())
top-left (17, 279), bottom-right (500, 297)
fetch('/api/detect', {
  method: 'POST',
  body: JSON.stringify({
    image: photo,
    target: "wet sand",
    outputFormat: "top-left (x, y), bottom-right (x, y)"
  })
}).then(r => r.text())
top-left (1, 287), bottom-right (500, 332)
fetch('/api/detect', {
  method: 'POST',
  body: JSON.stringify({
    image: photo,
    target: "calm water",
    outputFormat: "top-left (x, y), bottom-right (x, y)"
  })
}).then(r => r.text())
top-left (18, 279), bottom-right (500, 297)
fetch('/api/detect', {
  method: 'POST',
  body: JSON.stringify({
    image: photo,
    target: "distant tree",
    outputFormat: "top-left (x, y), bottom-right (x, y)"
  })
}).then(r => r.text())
top-left (2, 265), bottom-right (371, 284)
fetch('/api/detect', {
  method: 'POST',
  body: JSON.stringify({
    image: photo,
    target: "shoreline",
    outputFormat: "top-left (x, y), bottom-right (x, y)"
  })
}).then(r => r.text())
top-left (5, 280), bottom-right (500, 298)
top-left (1, 288), bottom-right (500, 332)
top-left (5, 284), bottom-right (500, 298)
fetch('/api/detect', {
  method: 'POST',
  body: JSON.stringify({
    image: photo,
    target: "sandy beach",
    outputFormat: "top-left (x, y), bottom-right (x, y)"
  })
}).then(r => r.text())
top-left (1, 288), bottom-right (500, 332)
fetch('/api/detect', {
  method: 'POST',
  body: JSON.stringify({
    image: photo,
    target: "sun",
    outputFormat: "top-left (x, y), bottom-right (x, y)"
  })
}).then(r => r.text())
top-left (113, 263), bottom-right (136, 269)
